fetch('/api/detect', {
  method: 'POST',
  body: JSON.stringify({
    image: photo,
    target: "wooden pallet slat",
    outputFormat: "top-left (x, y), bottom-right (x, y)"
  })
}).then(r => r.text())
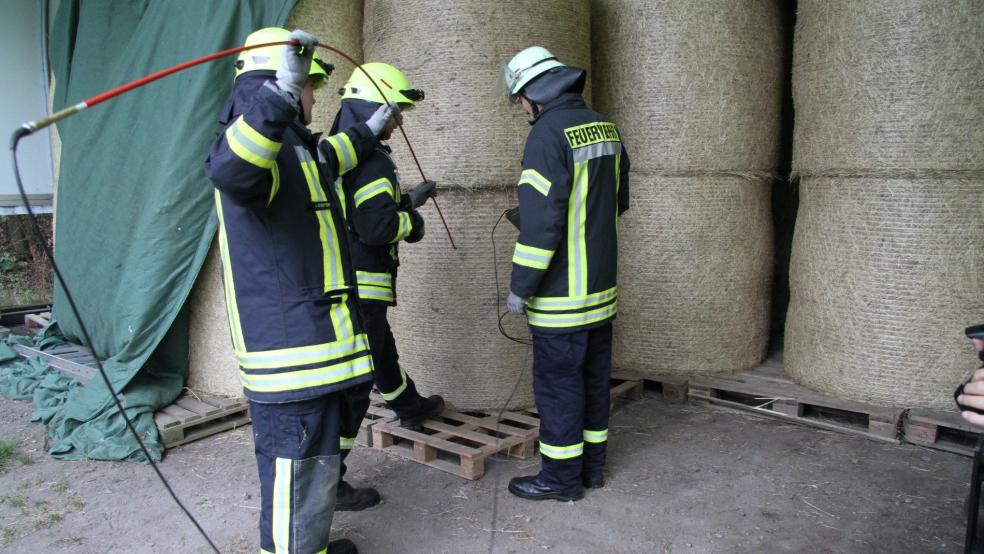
top-left (156, 393), bottom-right (251, 449)
top-left (903, 409), bottom-right (982, 457)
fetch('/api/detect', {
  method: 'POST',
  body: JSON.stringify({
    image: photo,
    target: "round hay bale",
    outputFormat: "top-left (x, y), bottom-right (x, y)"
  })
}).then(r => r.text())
top-left (286, 0), bottom-right (364, 136)
top-left (785, 177), bottom-right (984, 409)
top-left (389, 190), bottom-right (534, 410)
top-left (592, 0), bottom-right (785, 172)
top-left (187, 239), bottom-right (240, 397)
top-left (614, 175), bottom-right (774, 376)
top-left (792, 0), bottom-right (984, 174)
top-left (362, 0), bottom-right (591, 189)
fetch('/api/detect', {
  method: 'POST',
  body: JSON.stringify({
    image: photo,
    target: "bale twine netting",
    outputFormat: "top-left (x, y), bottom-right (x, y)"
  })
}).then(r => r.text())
top-left (389, 190), bottom-right (533, 410)
top-left (616, 175), bottom-right (773, 375)
top-left (786, 0), bottom-right (984, 409)
top-left (365, 0), bottom-right (591, 409)
top-left (592, 0), bottom-right (785, 378)
top-left (186, 1), bottom-right (364, 397)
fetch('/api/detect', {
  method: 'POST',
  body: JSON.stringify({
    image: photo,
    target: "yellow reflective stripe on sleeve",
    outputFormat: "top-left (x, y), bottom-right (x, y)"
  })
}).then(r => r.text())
top-left (568, 160), bottom-right (589, 297)
top-left (340, 436), bottom-right (356, 450)
top-left (226, 116), bottom-right (280, 169)
top-left (272, 457), bottom-right (292, 552)
top-left (356, 270), bottom-right (392, 287)
top-left (326, 132), bottom-right (358, 175)
top-left (391, 211), bottom-right (412, 243)
top-left (512, 242), bottom-right (554, 270)
top-left (353, 177), bottom-right (395, 207)
top-left (526, 301), bottom-right (618, 329)
top-left (240, 355), bottom-right (373, 393)
top-left (295, 147), bottom-right (346, 292)
top-left (380, 367), bottom-right (409, 401)
top-left (518, 168), bottom-right (552, 196)
top-left (539, 441), bottom-right (584, 460)
top-left (237, 334), bottom-right (370, 370)
top-left (527, 287), bottom-right (617, 312)
top-left (266, 162), bottom-right (280, 205)
top-left (583, 428), bottom-right (608, 443)
top-left (214, 191), bottom-right (246, 353)
top-left (358, 285), bottom-right (395, 303)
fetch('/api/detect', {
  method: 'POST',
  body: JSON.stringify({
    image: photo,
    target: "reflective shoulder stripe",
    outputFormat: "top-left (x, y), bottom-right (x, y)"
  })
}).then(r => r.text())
top-left (526, 301), bottom-right (618, 329)
top-left (583, 428), bottom-right (608, 444)
top-left (354, 177), bottom-right (395, 207)
top-left (326, 132), bottom-right (358, 175)
top-left (391, 211), bottom-right (412, 243)
top-left (539, 441), bottom-right (584, 460)
top-left (225, 116), bottom-right (280, 169)
top-left (518, 168), bottom-right (552, 196)
top-left (512, 242), bottom-right (554, 270)
top-left (527, 287), bottom-right (617, 312)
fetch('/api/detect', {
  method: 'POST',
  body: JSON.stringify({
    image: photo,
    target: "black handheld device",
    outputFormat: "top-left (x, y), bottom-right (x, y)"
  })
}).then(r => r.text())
top-left (505, 206), bottom-right (521, 230)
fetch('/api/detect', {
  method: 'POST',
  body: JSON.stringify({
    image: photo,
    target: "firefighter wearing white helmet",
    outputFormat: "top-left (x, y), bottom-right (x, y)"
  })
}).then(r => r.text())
top-left (326, 62), bottom-right (444, 512)
top-left (205, 28), bottom-right (400, 554)
top-left (502, 46), bottom-right (631, 502)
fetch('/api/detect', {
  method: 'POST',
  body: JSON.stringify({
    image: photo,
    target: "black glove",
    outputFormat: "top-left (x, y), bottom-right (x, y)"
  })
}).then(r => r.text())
top-left (408, 180), bottom-right (437, 209)
top-left (406, 209), bottom-right (425, 243)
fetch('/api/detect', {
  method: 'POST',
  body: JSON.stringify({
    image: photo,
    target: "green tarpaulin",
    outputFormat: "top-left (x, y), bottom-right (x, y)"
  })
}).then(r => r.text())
top-left (0, 0), bottom-right (297, 462)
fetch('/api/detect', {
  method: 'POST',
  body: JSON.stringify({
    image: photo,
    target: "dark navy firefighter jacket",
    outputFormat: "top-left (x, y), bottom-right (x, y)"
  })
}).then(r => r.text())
top-left (204, 75), bottom-right (379, 403)
top-left (326, 99), bottom-right (423, 306)
top-left (510, 92), bottom-right (630, 335)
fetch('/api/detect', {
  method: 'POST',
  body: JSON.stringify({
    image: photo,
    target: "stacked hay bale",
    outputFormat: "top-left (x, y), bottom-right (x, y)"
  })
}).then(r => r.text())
top-left (363, 0), bottom-right (591, 409)
top-left (186, 0), bottom-right (364, 397)
top-left (786, 0), bottom-right (984, 409)
top-left (592, 0), bottom-right (783, 377)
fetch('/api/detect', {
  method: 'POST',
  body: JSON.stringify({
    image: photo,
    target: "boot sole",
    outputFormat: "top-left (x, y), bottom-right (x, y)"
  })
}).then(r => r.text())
top-left (508, 486), bottom-right (583, 502)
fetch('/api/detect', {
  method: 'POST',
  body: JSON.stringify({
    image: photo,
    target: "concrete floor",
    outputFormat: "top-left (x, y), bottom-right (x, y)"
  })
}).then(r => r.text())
top-left (0, 390), bottom-right (970, 553)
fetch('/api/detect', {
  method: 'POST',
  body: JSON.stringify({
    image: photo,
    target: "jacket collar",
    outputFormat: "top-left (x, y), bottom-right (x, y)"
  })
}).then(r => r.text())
top-left (532, 93), bottom-right (587, 124)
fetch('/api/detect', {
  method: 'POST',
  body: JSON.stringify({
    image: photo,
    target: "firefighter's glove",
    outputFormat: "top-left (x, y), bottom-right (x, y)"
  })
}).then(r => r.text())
top-left (275, 29), bottom-right (318, 102)
top-left (367, 102), bottom-right (401, 136)
top-left (406, 209), bottom-right (425, 243)
top-left (408, 180), bottom-right (437, 209)
top-left (506, 292), bottom-right (526, 315)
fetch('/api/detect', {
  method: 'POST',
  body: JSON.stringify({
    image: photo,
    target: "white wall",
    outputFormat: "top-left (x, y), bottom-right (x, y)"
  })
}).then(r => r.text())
top-left (0, 0), bottom-right (54, 214)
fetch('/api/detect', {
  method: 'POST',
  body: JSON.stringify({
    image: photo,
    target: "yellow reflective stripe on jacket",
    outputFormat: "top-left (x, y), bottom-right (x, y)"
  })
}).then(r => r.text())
top-left (392, 211), bottom-right (412, 243)
top-left (325, 132), bottom-right (358, 175)
top-left (272, 457), bottom-right (292, 551)
top-left (340, 436), bottom-right (356, 450)
top-left (335, 177), bottom-right (347, 219)
top-left (526, 287), bottom-right (617, 312)
top-left (526, 301), bottom-right (618, 328)
top-left (567, 160), bottom-right (589, 297)
top-left (237, 333), bottom-right (370, 370)
top-left (295, 146), bottom-right (346, 292)
top-left (512, 242), bottom-right (554, 270)
top-left (518, 168), bottom-right (552, 196)
top-left (213, 190), bottom-right (246, 353)
top-left (225, 116), bottom-right (280, 169)
top-left (354, 177), bottom-right (394, 207)
top-left (266, 162), bottom-right (281, 205)
top-left (539, 441), bottom-right (583, 460)
top-left (614, 153), bottom-right (621, 231)
top-left (583, 428), bottom-right (608, 443)
top-left (240, 354), bottom-right (373, 393)
top-left (380, 366), bottom-right (409, 401)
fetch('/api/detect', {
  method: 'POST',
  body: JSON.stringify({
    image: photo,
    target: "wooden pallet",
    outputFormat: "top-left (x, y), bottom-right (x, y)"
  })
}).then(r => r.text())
top-left (689, 367), bottom-right (903, 444)
top-left (357, 394), bottom-right (397, 447)
top-left (154, 393), bottom-right (250, 448)
top-left (904, 409), bottom-right (982, 457)
top-left (24, 312), bottom-right (50, 335)
top-left (639, 374), bottom-right (690, 403)
top-left (11, 343), bottom-right (97, 384)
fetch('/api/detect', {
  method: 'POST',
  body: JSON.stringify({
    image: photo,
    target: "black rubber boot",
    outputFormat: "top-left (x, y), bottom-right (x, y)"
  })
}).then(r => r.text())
top-left (399, 394), bottom-right (445, 431)
top-left (327, 538), bottom-right (358, 554)
top-left (508, 475), bottom-right (583, 502)
top-left (335, 481), bottom-right (381, 511)
top-left (582, 473), bottom-right (605, 489)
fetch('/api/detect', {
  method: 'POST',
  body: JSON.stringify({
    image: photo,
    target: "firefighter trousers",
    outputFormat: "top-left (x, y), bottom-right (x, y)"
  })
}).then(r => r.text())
top-left (251, 394), bottom-right (342, 554)
top-left (531, 322), bottom-right (613, 496)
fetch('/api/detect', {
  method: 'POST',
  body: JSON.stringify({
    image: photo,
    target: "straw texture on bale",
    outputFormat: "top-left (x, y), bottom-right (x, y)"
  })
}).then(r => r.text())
top-left (363, 0), bottom-right (590, 189)
top-left (389, 190), bottom-right (533, 410)
top-left (787, 0), bottom-right (984, 409)
top-left (786, 178), bottom-right (984, 409)
top-left (592, 0), bottom-right (784, 378)
top-left (286, 0), bottom-right (364, 136)
top-left (615, 175), bottom-right (773, 375)
top-left (592, 0), bottom-right (785, 172)
top-left (187, 240), bottom-right (240, 397)
top-left (792, 0), bottom-right (984, 174)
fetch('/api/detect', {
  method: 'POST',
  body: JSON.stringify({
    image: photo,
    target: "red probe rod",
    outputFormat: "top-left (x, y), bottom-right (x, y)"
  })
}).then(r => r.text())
top-left (20, 39), bottom-right (456, 249)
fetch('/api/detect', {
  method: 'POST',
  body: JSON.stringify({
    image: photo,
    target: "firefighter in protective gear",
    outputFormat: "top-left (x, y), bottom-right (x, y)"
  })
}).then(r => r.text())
top-left (204, 28), bottom-right (396, 554)
top-left (503, 46), bottom-right (630, 502)
top-left (326, 62), bottom-right (445, 509)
